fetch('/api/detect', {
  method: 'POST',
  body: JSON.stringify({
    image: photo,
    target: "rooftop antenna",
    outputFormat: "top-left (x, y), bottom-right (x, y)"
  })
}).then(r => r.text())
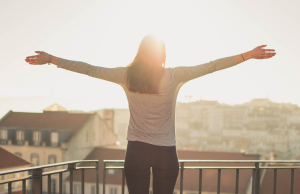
top-left (185, 95), bottom-right (193, 103)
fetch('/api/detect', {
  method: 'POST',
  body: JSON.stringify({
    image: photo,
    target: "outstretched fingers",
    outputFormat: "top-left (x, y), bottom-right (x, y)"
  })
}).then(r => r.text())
top-left (35, 51), bottom-right (45, 55)
top-left (26, 55), bottom-right (39, 59)
top-left (252, 45), bottom-right (276, 59)
top-left (263, 53), bottom-right (276, 59)
top-left (258, 45), bottom-right (267, 48)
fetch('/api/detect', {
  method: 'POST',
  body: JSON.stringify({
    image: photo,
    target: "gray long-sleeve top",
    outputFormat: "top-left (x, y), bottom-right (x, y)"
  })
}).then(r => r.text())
top-left (57, 56), bottom-right (237, 146)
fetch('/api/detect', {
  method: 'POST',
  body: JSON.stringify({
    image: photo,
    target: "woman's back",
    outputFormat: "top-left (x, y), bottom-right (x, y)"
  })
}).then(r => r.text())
top-left (123, 67), bottom-right (181, 145)
top-left (54, 55), bottom-right (237, 146)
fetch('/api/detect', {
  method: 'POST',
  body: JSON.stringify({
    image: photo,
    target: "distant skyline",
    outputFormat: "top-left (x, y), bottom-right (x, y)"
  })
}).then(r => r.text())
top-left (0, 96), bottom-right (298, 120)
top-left (1, 0), bottom-right (300, 112)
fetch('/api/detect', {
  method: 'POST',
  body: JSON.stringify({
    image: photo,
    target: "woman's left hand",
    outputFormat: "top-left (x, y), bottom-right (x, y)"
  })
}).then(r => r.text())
top-left (25, 51), bottom-right (50, 65)
top-left (250, 45), bottom-right (276, 60)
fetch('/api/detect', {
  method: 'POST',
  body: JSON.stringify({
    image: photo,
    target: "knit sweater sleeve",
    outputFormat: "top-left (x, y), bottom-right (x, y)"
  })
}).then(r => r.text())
top-left (56, 57), bottom-right (127, 85)
top-left (173, 56), bottom-right (237, 84)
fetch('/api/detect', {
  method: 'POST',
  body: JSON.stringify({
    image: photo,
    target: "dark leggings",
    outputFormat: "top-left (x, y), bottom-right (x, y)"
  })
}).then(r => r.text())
top-left (124, 140), bottom-right (179, 194)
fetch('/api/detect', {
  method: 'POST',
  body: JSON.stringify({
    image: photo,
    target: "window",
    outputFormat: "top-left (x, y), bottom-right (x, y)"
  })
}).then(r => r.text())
top-left (0, 129), bottom-right (7, 140)
top-left (51, 179), bottom-right (56, 194)
top-left (15, 152), bottom-right (22, 157)
top-left (91, 185), bottom-right (96, 194)
top-left (48, 155), bottom-right (56, 164)
top-left (15, 172), bottom-right (24, 188)
top-left (74, 184), bottom-right (81, 194)
top-left (33, 131), bottom-right (41, 145)
top-left (109, 187), bottom-right (117, 194)
top-left (31, 153), bottom-right (39, 166)
top-left (16, 130), bottom-right (24, 141)
top-left (51, 132), bottom-right (58, 146)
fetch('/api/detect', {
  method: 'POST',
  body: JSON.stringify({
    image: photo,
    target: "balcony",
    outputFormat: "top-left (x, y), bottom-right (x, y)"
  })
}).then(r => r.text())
top-left (0, 160), bottom-right (299, 194)
top-left (0, 160), bottom-right (99, 194)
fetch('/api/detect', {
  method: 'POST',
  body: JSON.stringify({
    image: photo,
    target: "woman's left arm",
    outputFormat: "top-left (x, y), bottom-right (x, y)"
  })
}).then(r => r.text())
top-left (25, 51), bottom-right (126, 85)
top-left (173, 45), bottom-right (276, 84)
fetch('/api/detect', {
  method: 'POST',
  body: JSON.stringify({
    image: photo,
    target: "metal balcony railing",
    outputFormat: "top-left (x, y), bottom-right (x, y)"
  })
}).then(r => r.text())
top-left (1, 159), bottom-right (299, 194)
top-left (103, 160), bottom-right (300, 194)
top-left (0, 160), bottom-right (99, 194)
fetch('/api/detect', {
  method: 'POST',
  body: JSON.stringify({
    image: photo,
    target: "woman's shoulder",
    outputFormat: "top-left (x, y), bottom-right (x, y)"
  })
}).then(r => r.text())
top-left (162, 67), bottom-right (176, 83)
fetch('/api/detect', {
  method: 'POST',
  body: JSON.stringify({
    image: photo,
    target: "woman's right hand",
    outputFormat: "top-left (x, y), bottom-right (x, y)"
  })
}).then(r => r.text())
top-left (25, 51), bottom-right (50, 65)
top-left (250, 45), bottom-right (276, 59)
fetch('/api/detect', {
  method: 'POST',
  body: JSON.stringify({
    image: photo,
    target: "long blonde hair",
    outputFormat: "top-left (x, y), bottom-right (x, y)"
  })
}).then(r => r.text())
top-left (127, 35), bottom-right (166, 94)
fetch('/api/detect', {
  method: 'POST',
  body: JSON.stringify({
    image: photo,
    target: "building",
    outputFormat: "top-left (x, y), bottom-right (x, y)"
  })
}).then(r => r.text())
top-left (0, 104), bottom-right (118, 194)
top-left (173, 99), bottom-right (300, 160)
top-left (95, 109), bottom-right (130, 149)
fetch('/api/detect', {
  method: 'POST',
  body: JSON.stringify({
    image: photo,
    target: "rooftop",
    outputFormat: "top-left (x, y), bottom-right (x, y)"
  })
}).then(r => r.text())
top-left (0, 147), bottom-right (32, 170)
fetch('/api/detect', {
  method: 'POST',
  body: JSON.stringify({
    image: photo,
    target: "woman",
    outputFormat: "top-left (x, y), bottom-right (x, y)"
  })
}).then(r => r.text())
top-left (25, 34), bottom-right (276, 194)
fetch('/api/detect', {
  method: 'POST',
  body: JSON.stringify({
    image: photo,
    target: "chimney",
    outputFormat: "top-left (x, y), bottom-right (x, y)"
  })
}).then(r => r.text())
top-left (270, 151), bottom-right (278, 160)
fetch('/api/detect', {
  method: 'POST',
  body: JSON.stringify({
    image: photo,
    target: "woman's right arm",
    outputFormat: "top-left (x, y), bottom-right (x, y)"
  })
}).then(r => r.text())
top-left (51, 55), bottom-right (58, 65)
top-left (174, 45), bottom-right (276, 84)
top-left (25, 51), bottom-right (127, 85)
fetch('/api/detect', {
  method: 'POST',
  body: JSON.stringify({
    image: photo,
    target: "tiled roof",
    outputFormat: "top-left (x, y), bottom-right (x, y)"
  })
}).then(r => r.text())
top-left (0, 147), bottom-right (32, 169)
top-left (260, 164), bottom-right (300, 194)
top-left (0, 111), bottom-right (93, 140)
top-left (67, 146), bottom-right (259, 193)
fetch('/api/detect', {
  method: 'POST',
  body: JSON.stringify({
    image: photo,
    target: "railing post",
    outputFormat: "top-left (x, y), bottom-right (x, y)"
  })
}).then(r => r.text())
top-left (217, 169), bottom-right (221, 194)
top-left (8, 182), bottom-right (12, 194)
top-left (81, 169), bottom-right (85, 194)
top-left (59, 172), bottom-right (63, 194)
top-left (122, 168), bottom-right (125, 194)
top-left (22, 179), bottom-right (26, 194)
top-left (48, 174), bottom-right (51, 194)
top-left (273, 169), bottom-right (277, 194)
top-left (235, 169), bottom-right (239, 194)
top-left (252, 165), bottom-right (256, 194)
top-left (96, 161), bottom-right (99, 194)
top-left (103, 162), bottom-right (106, 194)
top-left (290, 168), bottom-right (294, 194)
top-left (199, 169), bottom-right (202, 194)
top-left (68, 163), bottom-right (76, 194)
top-left (180, 162), bottom-right (184, 194)
top-left (32, 168), bottom-right (43, 194)
top-left (255, 162), bottom-right (260, 194)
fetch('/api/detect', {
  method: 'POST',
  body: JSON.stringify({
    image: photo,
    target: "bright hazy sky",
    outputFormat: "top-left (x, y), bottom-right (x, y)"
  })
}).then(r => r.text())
top-left (0, 0), bottom-right (300, 114)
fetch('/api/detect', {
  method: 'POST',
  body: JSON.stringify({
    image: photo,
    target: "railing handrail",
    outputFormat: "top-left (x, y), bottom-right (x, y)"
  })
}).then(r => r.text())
top-left (103, 159), bottom-right (300, 163)
top-left (0, 160), bottom-right (99, 194)
top-left (102, 159), bottom-right (300, 194)
top-left (0, 160), bottom-right (98, 175)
